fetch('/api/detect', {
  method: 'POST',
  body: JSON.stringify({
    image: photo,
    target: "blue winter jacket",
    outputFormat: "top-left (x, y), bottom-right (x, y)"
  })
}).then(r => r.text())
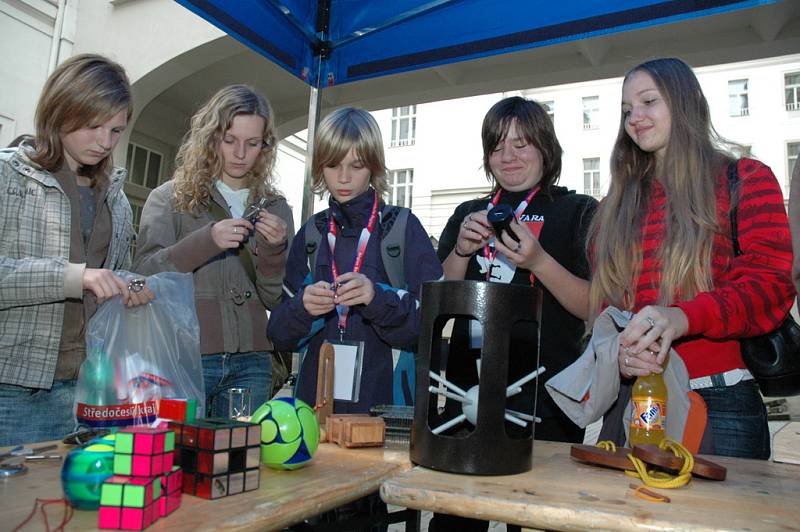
top-left (267, 189), bottom-right (443, 413)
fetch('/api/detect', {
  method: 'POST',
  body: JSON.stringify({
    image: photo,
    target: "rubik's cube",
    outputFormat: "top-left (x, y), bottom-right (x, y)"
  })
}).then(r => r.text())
top-left (159, 466), bottom-right (183, 517)
top-left (113, 426), bottom-right (174, 477)
top-left (171, 418), bottom-right (261, 499)
top-left (158, 398), bottom-right (197, 423)
top-left (97, 475), bottom-right (161, 530)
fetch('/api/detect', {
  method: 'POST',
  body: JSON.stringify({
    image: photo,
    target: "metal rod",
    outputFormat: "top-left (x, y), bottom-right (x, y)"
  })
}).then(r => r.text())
top-left (429, 371), bottom-right (469, 397)
top-left (431, 413), bottom-right (466, 435)
top-left (428, 386), bottom-right (472, 405)
top-left (506, 366), bottom-right (546, 395)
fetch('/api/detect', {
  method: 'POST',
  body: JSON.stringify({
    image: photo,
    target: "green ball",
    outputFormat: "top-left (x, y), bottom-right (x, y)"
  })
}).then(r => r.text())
top-left (61, 443), bottom-right (115, 510)
top-left (251, 397), bottom-right (320, 470)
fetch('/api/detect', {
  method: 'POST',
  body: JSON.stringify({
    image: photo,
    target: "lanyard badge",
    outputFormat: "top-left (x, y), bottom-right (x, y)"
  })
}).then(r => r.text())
top-left (327, 191), bottom-right (380, 340)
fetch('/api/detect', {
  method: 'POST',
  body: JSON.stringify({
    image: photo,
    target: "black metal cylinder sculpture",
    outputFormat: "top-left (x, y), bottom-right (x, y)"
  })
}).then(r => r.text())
top-left (410, 280), bottom-right (542, 475)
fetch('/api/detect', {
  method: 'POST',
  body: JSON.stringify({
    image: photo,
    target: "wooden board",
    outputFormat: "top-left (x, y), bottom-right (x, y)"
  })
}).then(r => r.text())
top-left (632, 444), bottom-right (726, 480)
top-left (0, 441), bottom-right (410, 531)
top-left (382, 440), bottom-right (800, 531)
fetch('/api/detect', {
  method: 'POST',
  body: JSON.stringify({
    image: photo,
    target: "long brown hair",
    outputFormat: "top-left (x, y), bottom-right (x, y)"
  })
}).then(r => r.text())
top-left (172, 85), bottom-right (279, 213)
top-left (30, 54), bottom-right (132, 182)
top-left (588, 57), bottom-right (732, 320)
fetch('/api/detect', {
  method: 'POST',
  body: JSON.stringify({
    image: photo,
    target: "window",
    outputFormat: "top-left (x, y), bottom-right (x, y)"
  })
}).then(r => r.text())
top-left (391, 106), bottom-right (416, 147)
top-left (539, 100), bottom-right (555, 123)
top-left (583, 158), bottom-right (601, 196)
top-left (786, 72), bottom-right (800, 111)
top-left (788, 142), bottom-right (800, 185)
top-left (582, 96), bottom-right (599, 130)
top-left (125, 143), bottom-right (163, 189)
top-left (728, 79), bottom-right (749, 116)
top-left (388, 169), bottom-right (413, 208)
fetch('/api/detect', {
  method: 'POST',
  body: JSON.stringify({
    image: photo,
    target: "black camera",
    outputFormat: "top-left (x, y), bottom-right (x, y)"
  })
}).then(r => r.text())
top-left (486, 203), bottom-right (520, 243)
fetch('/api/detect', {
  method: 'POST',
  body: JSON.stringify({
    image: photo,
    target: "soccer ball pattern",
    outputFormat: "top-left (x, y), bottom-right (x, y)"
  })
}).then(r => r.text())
top-left (250, 397), bottom-right (320, 470)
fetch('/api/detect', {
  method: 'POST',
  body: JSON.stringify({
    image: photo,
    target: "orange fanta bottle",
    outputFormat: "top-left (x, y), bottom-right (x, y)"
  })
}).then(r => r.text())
top-left (629, 369), bottom-right (668, 446)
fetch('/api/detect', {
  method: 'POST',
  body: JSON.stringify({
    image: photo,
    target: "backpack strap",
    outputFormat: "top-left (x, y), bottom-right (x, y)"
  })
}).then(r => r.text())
top-left (303, 205), bottom-right (410, 290)
top-left (304, 210), bottom-right (327, 276)
top-left (380, 205), bottom-right (409, 289)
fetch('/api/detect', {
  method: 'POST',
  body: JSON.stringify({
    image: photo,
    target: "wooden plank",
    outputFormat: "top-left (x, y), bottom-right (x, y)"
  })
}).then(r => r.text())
top-left (381, 440), bottom-right (800, 531)
top-left (0, 442), bottom-right (409, 531)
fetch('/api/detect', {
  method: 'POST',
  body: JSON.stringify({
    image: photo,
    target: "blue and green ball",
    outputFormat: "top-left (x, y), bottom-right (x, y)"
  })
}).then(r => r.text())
top-left (251, 397), bottom-right (320, 470)
top-left (60, 441), bottom-right (116, 510)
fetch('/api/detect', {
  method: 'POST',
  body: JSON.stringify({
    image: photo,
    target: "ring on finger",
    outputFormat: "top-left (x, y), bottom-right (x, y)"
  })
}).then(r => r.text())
top-left (233, 227), bottom-right (239, 234)
top-left (624, 356), bottom-right (630, 366)
top-left (646, 316), bottom-right (656, 329)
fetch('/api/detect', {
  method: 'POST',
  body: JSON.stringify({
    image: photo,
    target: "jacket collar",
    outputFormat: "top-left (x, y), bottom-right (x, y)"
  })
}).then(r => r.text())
top-left (6, 145), bottom-right (127, 201)
top-left (328, 188), bottom-right (379, 232)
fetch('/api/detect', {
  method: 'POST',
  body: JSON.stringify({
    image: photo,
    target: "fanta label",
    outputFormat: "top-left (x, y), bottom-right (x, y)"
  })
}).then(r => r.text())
top-left (631, 396), bottom-right (666, 430)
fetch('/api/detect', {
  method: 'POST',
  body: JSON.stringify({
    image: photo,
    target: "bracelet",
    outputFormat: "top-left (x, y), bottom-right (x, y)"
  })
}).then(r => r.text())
top-left (453, 246), bottom-right (473, 258)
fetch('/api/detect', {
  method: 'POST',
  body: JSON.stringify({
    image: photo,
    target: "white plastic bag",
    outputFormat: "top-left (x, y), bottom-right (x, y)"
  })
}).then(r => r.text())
top-left (74, 272), bottom-right (204, 427)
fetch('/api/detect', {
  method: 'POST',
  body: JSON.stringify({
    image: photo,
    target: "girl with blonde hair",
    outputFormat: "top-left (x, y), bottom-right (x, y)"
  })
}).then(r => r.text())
top-left (0, 54), bottom-right (152, 446)
top-left (589, 57), bottom-right (793, 459)
top-left (135, 84), bottom-right (293, 417)
top-left (268, 107), bottom-right (442, 413)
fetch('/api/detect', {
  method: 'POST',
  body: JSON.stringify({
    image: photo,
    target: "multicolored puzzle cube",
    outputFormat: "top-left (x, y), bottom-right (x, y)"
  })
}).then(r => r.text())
top-left (98, 475), bottom-right (161, 530)
top-left (171, 418), bottom-right (260, 499)
top-left (159, 465), bottom-right (183, 517)
top-left (158, 398), bottom-right (197, 423)
top-left (113, 426), bottom-right (174, 477)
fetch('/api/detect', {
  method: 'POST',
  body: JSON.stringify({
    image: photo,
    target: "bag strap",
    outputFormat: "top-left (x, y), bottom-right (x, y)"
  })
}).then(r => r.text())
top-left (303, 205), bottom-right (409, 289)
top-left (208, 200), bottom-right (257, 284)
top-left (726, 159), bottom-right (742, 258)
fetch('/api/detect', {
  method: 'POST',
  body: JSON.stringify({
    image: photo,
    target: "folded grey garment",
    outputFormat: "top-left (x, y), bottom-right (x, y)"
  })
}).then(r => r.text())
top-left (544, 306), bottom-right (691, 445)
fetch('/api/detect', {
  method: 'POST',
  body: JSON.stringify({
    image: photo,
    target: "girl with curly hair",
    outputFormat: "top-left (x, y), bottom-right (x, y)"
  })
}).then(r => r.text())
top-left (134, 85), bottom-right (293, 417)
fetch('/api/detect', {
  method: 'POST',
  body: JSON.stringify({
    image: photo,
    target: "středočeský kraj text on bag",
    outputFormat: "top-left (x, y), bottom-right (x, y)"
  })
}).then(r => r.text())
top-left (73, 271), bottom-right (204, 428)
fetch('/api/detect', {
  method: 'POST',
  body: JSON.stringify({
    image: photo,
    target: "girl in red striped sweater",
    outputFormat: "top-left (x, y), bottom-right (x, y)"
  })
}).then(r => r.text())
top-left (588, 58), bottom-right (793, 459)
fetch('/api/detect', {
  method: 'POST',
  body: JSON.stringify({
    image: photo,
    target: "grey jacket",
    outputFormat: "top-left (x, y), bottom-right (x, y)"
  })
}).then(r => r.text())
top-left (0, 147), bottom-right (133, 389)
top-left (545, 306), bottom-right (692, 445)
top-left (133, 181), bottom-right (293, 355)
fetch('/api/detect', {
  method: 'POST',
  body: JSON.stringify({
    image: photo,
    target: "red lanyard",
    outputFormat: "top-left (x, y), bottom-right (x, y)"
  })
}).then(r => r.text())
top-left (327, 190), bottom-right (380, 335)
top-left (482, 185), bottom-right (540, 281)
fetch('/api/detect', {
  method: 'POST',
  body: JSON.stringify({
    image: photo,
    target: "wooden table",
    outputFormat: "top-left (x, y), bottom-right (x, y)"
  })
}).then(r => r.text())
top-left (381, 440), bottom-right (800, 531)
top-left (0, 442), bottom-right (410, 531)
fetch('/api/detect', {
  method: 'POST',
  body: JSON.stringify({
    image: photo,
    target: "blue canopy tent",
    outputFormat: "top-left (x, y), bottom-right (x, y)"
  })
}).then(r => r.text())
top-left (175, 0), bottom-right (785, 219)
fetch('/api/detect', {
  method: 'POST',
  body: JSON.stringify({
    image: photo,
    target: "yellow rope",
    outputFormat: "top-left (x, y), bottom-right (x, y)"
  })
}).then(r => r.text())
top-left (624, 438), bottom-right (693, 488)
top-left (595, 439), bottom-right (693, 489)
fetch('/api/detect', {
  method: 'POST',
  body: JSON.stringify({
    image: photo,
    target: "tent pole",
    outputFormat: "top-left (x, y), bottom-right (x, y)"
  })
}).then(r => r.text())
top-left (301, 84), bottom-right (321, 223)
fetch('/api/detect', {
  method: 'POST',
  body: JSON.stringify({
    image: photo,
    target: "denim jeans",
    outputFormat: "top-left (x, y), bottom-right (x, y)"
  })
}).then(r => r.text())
top-left (0, 380), bottom-right (78, 446)
top-left (202, 351), bottom-right (272, 418)
top-left (695, 379), bottom-right (770, 460)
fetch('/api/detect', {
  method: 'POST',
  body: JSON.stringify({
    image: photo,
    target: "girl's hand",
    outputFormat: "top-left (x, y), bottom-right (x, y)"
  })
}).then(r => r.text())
top-left (454, 210), bottom-right (491, 258)
top-left (333, 272), bottom-right (375, 307)
top-left (618, 305), bottom-right (689, 376)
top-left (302, 281), bottom-right (336, 316)
top-left (211, 219), bottom-right (254, 249)
top-left (254, 211), bottom-right (288, 247)
top-left (493, 218), bottom-right (546, 272)
top-left (83, 269), bottom-right (155, 307)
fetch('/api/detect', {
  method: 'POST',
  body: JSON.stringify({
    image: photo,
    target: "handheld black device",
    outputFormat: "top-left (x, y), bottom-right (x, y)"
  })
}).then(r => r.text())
top-left (486, 203), bottom-right (520, 243)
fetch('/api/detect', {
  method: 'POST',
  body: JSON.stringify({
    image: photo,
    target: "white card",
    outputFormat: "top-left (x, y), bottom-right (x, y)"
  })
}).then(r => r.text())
top-left (332, 342), bottom-right (364, 402)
